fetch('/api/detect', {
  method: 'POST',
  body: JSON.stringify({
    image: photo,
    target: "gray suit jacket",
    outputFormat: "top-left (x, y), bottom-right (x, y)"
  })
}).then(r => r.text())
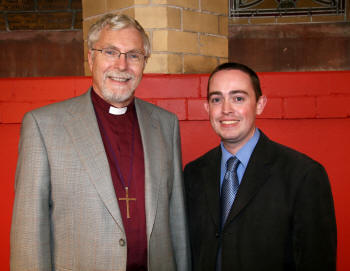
top-left (11, 90), bottom-right (190, 271)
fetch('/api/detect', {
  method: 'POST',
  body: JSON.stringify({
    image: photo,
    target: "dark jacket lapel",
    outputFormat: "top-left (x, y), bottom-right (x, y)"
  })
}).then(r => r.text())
top-left (202, 147), bottom-right (222, 229)
top-left (224, 132), bottom-right (273, 228)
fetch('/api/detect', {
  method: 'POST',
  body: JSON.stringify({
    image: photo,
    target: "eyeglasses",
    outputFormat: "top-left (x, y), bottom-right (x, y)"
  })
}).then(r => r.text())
top-left (91, 48), bottom-right (146, 63)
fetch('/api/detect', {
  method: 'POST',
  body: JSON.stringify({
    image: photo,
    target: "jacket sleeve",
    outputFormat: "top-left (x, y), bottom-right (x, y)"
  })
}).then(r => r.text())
top-left (10, 112), bottom-right (52, 270)
top-left (169, 116), bottom-right (191, 271)
top-left (293, 162), bottom-right (337, 270)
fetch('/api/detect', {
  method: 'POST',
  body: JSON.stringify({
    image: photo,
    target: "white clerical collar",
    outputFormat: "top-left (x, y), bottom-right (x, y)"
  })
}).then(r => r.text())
top-left (109, 106), bottom-right (127, 115)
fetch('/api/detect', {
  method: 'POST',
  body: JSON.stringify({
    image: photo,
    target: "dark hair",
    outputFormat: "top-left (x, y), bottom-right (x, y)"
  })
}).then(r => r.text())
top-left (207, 62), bottom-right (262, 100)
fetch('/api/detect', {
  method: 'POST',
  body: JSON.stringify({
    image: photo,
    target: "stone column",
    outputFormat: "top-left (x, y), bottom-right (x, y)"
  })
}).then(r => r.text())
top-left (82, 0), bottom-right (228, 74)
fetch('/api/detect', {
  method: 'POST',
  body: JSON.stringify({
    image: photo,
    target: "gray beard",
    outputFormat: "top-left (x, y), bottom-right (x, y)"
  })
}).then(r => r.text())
top-left (100, 70), bottom-right (142, 106)
top-left (101, 86), bottom-right (135, 105)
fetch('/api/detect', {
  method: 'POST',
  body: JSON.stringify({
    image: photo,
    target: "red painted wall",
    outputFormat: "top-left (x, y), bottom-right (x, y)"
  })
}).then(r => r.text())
top-left (1, 72), bottom-right (349, 270)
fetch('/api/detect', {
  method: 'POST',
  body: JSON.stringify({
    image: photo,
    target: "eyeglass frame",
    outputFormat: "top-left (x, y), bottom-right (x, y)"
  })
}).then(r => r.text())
top-left (91, 48), bottom-right (147, 63)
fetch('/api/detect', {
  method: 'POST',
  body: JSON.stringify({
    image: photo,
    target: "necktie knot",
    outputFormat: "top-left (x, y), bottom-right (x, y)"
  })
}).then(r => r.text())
top-left (226, 156), bottom-right (239, 173)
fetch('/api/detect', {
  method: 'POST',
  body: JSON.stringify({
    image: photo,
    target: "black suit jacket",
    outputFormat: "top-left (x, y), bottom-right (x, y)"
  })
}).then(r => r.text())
top-left (184, 132), bottom-right (337, 271)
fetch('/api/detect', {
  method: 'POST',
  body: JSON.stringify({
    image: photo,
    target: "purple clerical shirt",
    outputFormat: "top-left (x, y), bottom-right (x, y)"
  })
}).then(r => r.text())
top-left (92, 90), bottom-right (147, 271)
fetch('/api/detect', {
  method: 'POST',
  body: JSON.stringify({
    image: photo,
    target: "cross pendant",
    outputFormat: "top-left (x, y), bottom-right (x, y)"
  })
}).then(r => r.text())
top-left (119, 187), bottom-right (136, 219)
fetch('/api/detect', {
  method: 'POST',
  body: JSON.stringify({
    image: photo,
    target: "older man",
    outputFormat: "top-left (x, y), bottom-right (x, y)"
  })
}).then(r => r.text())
top-left (11, 13), bottom-right (190, 271)
top-left (184, 62), bottom-right (337, 271)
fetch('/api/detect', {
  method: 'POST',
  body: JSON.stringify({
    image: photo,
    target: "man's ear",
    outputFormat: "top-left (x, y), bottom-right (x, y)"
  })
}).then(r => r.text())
top-left (142, 57), bottom-right (148, 72)
top-left (88, 50), bottom-right (94, 72)
top-left (204, 101), bottom-right (209, 114)
top-left (256, 95), bottom-right (267, 115)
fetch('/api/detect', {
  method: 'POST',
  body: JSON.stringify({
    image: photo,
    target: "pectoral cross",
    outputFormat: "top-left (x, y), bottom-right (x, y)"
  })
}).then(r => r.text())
top-left (119, 187), bottom-right (136, 219)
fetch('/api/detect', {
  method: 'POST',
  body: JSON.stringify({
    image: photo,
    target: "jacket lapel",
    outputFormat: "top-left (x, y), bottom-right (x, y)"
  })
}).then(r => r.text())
top-left (224, 133), bottom-right (272, 228)
top-left (63, 90), bottom-right (125, 232)
top-left (202, 147), bottom-right (222, 229)
top-left (135, 98), bottom-right (163, 238)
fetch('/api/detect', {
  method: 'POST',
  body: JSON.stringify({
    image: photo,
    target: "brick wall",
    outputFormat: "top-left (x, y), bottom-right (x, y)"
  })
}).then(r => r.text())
top-left (2, 71), bottom-right (349, 124)
top-left (1, 0), bottom-right (348, 76)
top-left (1, 72), bottom-right (350, 270)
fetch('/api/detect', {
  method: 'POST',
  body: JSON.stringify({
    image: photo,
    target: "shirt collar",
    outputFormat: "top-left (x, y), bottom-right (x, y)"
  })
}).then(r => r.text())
top-left (91, 88), bottom-right (135, 116)
top-left (221, 128), bottom-right (260, 169)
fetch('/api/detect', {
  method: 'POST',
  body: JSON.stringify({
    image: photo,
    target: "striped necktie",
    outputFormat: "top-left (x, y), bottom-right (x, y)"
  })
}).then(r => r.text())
top-left (221, 156), bottom-right (240, 228)
top-left (217, 156), bottom-right (240, 270)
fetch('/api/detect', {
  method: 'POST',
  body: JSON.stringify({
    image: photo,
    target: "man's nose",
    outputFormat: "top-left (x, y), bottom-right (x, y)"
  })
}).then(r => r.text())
top-left (222, 99), bottom-right (233, 114)
top-left (113, 53), bottom-right (128, 70)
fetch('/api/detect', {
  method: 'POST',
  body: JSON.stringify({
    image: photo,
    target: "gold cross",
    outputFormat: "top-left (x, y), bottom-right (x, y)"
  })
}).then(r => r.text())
top-left (119, 187), bottom-right (136, 219)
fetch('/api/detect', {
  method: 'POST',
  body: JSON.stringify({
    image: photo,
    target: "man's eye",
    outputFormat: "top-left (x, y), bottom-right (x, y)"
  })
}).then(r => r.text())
top-left (127, 52), bottom-right (143, 61)
top-left (128, 53), bottom-right (139, 59)
top-left (104, 49), bottom-right (118, 56)
top-left (210, 97), bottom-right (221, 103)
top-left (234, 96), bottom-right (244, 102)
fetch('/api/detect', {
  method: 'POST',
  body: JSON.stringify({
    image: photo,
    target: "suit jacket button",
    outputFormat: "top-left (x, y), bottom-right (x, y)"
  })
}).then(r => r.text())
top-left (215, 232), bottom-right (220, 238)
top-left (119, 238), bottom-right (126, 247)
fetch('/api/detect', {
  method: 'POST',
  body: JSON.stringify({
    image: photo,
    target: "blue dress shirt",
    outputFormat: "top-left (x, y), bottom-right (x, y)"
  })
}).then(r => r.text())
top-left (220, 128), bottom-right (260, 193)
